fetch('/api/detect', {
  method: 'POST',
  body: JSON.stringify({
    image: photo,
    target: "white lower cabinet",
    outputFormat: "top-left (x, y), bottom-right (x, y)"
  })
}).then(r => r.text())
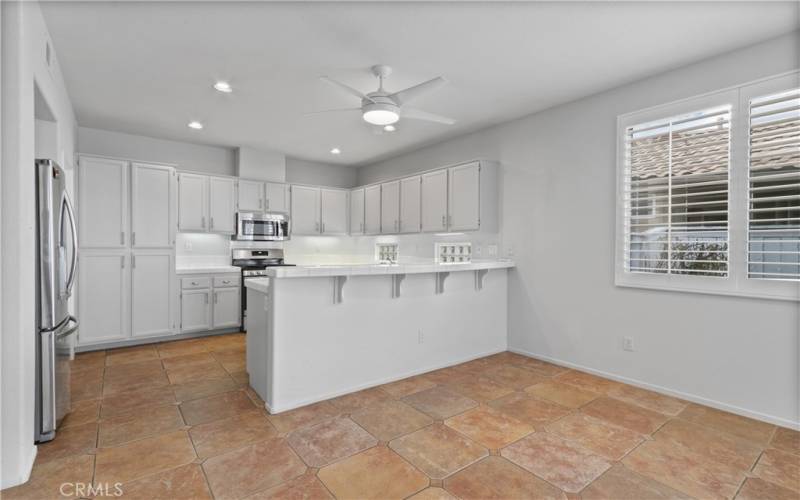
top-left (78, 252), bottom-right (129, 344)
top-left (213, 287), bottom-right (241, 329)
top-left (180, 273), bottom-right (240, 333)
top-left (180, 289), bottom-right (212, 333)
top-left (131, 252), bottom-right (174, 338)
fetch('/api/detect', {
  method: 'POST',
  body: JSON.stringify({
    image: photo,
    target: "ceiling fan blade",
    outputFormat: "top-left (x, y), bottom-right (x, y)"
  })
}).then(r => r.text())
top-left (320, 76), bottom-right (376, 104)
top-left (402, 108), bottom-right (455, 125)
top-left (390, 77), bottom-right (447, 106)
top-left (303, 108), bottom-right (361, 116)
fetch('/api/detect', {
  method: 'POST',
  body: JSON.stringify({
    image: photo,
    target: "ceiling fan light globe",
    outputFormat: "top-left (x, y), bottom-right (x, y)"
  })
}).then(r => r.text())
top-left (362, 102), bottom-right (400, 125)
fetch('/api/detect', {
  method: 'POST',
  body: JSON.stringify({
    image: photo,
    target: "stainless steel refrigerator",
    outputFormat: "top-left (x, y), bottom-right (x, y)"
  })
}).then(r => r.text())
top-left (35, 159), bottom-right (79, 443)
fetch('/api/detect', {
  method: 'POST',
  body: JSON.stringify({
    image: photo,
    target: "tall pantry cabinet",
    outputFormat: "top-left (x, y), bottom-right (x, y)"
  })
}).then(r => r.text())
top-left (77, 155), bottom-right (177, 346)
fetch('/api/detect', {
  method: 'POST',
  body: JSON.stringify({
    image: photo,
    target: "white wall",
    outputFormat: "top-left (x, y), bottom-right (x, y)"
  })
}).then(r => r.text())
top-left (235, 146), bottom-right (285, 181)
top-left (357, 32), bottom-right (800, 428)
top-left (1, 0), bottom-right (78, 487)
top-left (78, 126), bottom-right (236, 175)
top-left (285, 157), bottom-right (357, 189)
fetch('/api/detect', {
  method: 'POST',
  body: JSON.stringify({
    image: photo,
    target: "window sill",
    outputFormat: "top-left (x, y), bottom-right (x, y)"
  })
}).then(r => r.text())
top-left (615, 273), bottom-right (799, 302)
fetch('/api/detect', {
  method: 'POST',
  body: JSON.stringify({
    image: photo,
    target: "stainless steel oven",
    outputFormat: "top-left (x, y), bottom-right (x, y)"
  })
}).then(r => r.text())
top-left (235, 212), bottom-right (290, 241)
top-left (231, 249), bottom-right (295, 330)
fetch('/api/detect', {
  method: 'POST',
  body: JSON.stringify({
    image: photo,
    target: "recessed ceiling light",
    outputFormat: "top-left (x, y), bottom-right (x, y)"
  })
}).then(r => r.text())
top-left (213, 81), bottom-right (232, 93)
top-left (187, 121), bottom-right (203, 130)
top-left (330, 147), bottom-right (341, 155)
top-left (383, 125), bottom-right (396, 132)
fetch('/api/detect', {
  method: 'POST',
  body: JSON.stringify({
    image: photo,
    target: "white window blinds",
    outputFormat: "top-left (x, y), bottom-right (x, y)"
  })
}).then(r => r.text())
top-left (623, 105), bottom-right (731, 276)
top-left (748, 88), bottom-right (800, 281)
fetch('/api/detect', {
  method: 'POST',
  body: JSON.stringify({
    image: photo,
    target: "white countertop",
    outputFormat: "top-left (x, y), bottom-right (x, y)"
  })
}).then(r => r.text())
top-left (260, 259), bottom-right (515, 279)
top-left (176, 265), bottom-right (240, 275)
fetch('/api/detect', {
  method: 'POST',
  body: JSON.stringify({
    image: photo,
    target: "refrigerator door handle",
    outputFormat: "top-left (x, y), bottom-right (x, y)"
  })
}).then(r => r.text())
top-left (61, 192), bottom-right (78, 296)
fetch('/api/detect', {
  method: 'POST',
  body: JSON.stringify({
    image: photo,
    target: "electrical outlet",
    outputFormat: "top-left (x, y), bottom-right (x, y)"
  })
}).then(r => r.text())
top-left (475, 246), bottom-right (482, 257)
top-left (623, 337), bottom-right (634, 352)
top-left (418, 330), bottom-right (424, 344)
top-left (184, 241), bottom-right (192, 251)
top-left (506, 246), bottom-right (514, 257)
top-left (488, 245), bottom-right (498, 257)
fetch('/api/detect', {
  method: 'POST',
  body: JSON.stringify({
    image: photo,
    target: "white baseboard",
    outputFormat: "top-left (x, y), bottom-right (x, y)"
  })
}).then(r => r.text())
top-left (75, 328), bottom-right (240, 353)
top-left (267, 346), bottom-right (507, 414)
top-left (1, 444), bottom-right (37, 490)
top-left (509, 347), bottom-right (800, 431)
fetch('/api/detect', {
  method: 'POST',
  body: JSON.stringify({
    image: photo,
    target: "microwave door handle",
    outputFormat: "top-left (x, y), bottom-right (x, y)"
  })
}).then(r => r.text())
top-left (61, 191), bottom-right (78, 295)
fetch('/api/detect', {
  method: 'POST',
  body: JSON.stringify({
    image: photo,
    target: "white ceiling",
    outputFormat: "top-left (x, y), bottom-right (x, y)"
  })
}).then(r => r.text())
top-left (41, 1), bottom-right (798, 166)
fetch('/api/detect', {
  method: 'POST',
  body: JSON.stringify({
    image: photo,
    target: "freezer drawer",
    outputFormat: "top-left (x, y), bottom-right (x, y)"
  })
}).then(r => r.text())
top-left (37, 315), bottom-right (78, 442)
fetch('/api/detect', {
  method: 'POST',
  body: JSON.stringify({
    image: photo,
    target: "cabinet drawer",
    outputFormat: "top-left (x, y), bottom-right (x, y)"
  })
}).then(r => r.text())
top-left (213, 275), bottom-right (240, 288)
top-left (181, 277), bottom-right (211, 289)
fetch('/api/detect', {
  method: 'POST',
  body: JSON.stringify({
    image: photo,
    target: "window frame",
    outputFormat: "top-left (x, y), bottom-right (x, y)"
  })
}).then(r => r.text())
top-left (615, 71), bottom-right (799, 301)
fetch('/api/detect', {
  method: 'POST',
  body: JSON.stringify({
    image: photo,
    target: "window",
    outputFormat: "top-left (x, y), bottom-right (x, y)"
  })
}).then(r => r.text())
top-left (616, 72), bottom-right (799, 300)
top-left (623, 105), bottom-right (731, 277)
top-left (747, 88), bottom-right (800, 281)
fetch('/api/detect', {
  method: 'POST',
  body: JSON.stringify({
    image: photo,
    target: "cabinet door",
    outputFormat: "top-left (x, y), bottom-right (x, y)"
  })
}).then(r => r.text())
top-left (181, 289), bottom-right (211, 332)
top-left (238, 180), bottom-right (265, 212)
top-left (421, 169), bottom-right (449, 232)
top-left (364, 185), bottom-right (381, 235)
top-left (131, 252), bottom-right (174, 337)
top-left (213, 287), bottom-right (241, 329)
top-left (209, 177), bottom-right (236, 234)
top-left (380, 181), bottom-right (400, 234)
top-left (178, 173), bottom-right (208, 231)
top-left (290, 185), bottom-right (320, 235)
top-left (266, 182), bottom-right (290, 213)
top-left (399, 176), bottom-right (421, 234)
top-left (320, 189), bottom-right (348, 235)
top-left (349, 188), bottom-right (365, 235)
top-left (78, 253), bottom-right (128, 344)
top-left (78, 157), bottom-right (128, 248)
top-left (131, 163), bottom-right (174, 248)
top-left (448, 162), bottom-right (481, 231)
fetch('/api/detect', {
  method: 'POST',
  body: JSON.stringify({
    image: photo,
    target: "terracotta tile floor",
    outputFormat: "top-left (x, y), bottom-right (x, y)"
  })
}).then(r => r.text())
top-left (3, 335), bottom-right (798, 499)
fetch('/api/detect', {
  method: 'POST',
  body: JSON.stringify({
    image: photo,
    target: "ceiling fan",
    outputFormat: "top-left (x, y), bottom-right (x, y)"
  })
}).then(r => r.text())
top-left (310, 65), bottom-right (456, 127)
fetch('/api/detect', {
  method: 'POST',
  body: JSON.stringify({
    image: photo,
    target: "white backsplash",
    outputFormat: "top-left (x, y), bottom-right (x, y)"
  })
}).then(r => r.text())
top-left (175, 231), bottom-right (501, 266)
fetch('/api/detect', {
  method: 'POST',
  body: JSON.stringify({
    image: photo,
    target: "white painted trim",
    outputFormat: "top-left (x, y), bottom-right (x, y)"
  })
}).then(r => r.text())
top-left (74, 328), bottom-right (240, 353)
top-left (265, 347), bottom-right (505, 414)
top-left (509, 347), bottom-right (800, 431)
top-left (615, 71), bottom-right (800, 302)
top-left (0, 445), bottom-right (36, 490)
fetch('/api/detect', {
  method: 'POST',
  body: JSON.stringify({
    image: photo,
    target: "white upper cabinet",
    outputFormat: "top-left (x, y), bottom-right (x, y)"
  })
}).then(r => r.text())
top-left (238, 180), bottom-right (265, 212)
top-left (266, 182), bottom-right (290, 213)
top-left (364, 185), bottom-right (382, 235)
top-left (78, 252), bottom-right (128, 344)
top-left (131, 251), bottom-right (174, 338)
top-left (78, 156), bottom-right (129, 248)
top-left (208, 177), bottom-right (236, 234)
top-left (381, 180), bottom-right (400, 234)
top-left (131, 163), bottom-right (174, 248)
top-left (291, 185), bottom-right (321, 235)
top-left (399, 176), bottom-right (421, 234)
top-left (320, 189), bottom-right (348, 235)
top-left (349, 188), bottom-right (365, 235)
top-left (420, 169), bottom-right (448, 232)
top-left (178, 173), bottom-right (208, 231)
top-left (448, 162), bottom-right (481, 231)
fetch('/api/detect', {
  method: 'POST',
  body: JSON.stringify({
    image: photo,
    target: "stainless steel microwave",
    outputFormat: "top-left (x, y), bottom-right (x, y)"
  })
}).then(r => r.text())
top-left (235, 212), bottom-right (290, 241)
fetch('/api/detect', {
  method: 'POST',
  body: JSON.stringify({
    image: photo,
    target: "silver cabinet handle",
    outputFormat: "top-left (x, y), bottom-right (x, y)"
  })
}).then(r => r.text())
top-left (214, 292), bottom-right (218, 304)
top-left (201, 216), bottom-right (206, 229)
top-left (191, 281), bottom-right (198, 285)
top-left (121, 231), bottom-right (125, 245)
top-left (131, 232), bottom-right (136, 246)
top-left (121, 255), bottom-right (125, 269)
top-left (360, 222), bottom-right (363, 233)
top-left (322, 222), bottom-right (326, 233)
top-left (442, 215), bottom-right (446, 228)
top-left (210, 217), bottom-right (214, 230)
top-left (258, 198), bottom-right (262, 209)
top-left (266, 199), bottom-right (270, 210)
top-left (448, 215), bottom-right (452, 227)
top-left (315, 221), bottom-right (320, 232)
top-left (204, 293), bottom-right (208, 304)
top-left (132, 255), bottom-right (136, 268)
top-left (222, 280), bottom-right (230, 284)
